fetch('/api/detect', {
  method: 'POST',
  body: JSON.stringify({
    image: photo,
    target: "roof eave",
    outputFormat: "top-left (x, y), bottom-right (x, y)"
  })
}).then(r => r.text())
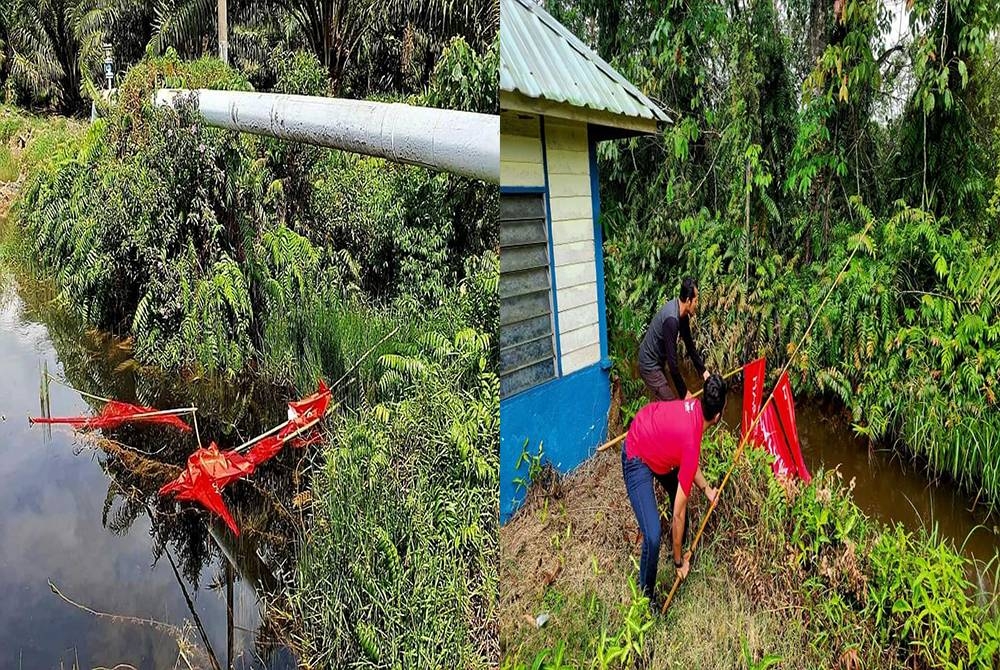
top-left (500, 91), bottom-right (664, 138)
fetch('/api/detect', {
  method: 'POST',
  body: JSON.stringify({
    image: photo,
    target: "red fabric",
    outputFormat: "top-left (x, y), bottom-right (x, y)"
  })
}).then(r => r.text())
top-left (625, 399), bottom-right (704, 496)
top-left (30, 401), bottom-right (191, 432)
top-left (742, 357), bottom-right (767, 438)
top-left (158, 380), bottom-right (332, 535)
top-left (245, 434), bottom-right (285, 466)
top-left (751, 402), bottom-right (795, 478)
top-left (773, 372), bottom-right (811, 482)
top-left (287, 379), bottom-right (331, 427)
top-left (244, 380), bottom-right (331, 465)
top-left (158, 442), bottom-right (255, 535)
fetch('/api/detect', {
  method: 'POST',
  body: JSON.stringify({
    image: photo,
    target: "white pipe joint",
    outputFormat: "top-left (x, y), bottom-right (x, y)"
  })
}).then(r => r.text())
top-left (154, 88), bottom-right (499, 183)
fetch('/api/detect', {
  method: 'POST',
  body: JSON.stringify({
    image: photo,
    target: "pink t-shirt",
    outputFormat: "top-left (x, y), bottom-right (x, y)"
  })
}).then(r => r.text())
top-left (625, 398), bottom-right (704, 496)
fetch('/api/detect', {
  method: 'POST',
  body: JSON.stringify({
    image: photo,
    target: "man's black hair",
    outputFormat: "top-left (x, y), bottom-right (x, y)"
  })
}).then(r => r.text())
top-left (701, 373), bottom-right (727, 421)
top-left (680, 277), bottom-right (698, 303)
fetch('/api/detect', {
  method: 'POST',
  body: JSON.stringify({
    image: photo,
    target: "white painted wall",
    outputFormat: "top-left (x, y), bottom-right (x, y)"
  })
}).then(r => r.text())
top-left (500, 112), bottom-right (544, 187)
top-left (544, 117), bottom-right (600, 374)
top-left (500, 111), bottom-right (602, 376)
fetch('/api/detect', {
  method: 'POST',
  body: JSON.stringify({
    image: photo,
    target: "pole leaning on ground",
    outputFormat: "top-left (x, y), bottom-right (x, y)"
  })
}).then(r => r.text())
top-left (660, 216), bottom-right (876, 614)
top-left (596, 365), bottom-right (743, 454)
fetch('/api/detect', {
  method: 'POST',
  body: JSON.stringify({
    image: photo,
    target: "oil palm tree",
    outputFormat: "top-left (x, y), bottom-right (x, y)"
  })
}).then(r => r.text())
top-left (151, 0), bottom-right (497, 93)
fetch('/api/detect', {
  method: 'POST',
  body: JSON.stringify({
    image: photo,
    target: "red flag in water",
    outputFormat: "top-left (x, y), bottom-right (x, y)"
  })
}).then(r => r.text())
top-left (159, 381), bottom-right (332, 534)
top-left (742, 357), bottom-right (767, 438)
top-left (246, 380), bottom-right (331, 465)
top-left (159, 442), bottom-right (255, 535)
top-left (751, 402), bottom-right (795, 477)
top-left (30, 400), bottom-right (191, 432)
top-left (773, 372), bottom-right (811, 482)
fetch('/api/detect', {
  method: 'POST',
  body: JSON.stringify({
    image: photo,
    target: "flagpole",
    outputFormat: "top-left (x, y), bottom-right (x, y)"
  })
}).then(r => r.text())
top-left (596, 365), bottom-right (743, 454)
top-left (661, 215), bottom-right (875, 614)
top-left (233, 403), bottom-right (335, 454)
top-left (106, 407), bottom-right (199, 421)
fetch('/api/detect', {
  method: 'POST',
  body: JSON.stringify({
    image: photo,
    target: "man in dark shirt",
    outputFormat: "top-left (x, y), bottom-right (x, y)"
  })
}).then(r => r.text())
top-left (638, 278), bottom-right (709, 400)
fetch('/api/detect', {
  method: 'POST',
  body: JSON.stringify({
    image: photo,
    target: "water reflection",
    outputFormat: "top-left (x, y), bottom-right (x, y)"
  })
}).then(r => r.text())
top-left (0, 268), bottom-right (302, 667)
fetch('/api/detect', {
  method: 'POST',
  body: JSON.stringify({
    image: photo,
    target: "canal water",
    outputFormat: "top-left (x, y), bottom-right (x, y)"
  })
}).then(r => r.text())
top-left (718, 385), bottom-right (1000, 568)
top-left (0, 270), bottom-right (298, 668)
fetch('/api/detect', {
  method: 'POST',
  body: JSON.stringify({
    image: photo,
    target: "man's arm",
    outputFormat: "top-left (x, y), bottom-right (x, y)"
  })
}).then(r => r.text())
top-left (694, 468), bottom-right (718, 505)
top-left (671, 485), bottom-right (688, 568)
top-left (662, 317), bottom-right (688, 398)
top-left (679, 317), bottom-right (707, 378)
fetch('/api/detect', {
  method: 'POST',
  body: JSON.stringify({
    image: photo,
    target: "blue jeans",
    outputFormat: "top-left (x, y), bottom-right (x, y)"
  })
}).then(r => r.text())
top-left (621, 441), bottom-right (687, 599)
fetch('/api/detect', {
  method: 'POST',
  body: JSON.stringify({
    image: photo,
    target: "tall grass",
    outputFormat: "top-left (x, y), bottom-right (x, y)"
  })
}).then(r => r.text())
top-left (292, 321), bottom-right (499, 667)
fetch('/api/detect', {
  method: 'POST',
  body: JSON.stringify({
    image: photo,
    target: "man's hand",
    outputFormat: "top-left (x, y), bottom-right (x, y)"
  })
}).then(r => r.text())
top-left (704, 486), bottom-right (718, 506)
top-left (677, 551), bottom-right (692, 580)
top-left (702, 369), bottom-right (711, 381)
top-left (684, 390), bottom-right (694, 400)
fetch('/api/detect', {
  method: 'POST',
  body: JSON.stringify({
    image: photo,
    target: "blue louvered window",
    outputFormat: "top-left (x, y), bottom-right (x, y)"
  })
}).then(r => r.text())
top-left (500, 192), bottom-right (557, 398)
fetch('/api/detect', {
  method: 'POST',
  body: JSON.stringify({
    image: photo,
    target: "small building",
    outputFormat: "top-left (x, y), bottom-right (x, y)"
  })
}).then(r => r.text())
top-left (499, 0), bottom-right (670, 521)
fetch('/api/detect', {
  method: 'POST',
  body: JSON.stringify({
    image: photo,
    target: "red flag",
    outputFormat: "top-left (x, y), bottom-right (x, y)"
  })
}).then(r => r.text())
top-left (158, 442), bottom-right (255, 535)
top-left (158, 380), bottom-right (332, 535)
top-left (30, 400), bottom-right (191, 432)
top-left (773, 372), bottom-right (811, 482)
top-left (752, 402), bottom-right (796, 478)
top-left (245, 433), bottom-right (285, 466)
top-left (742, 357), bottom-right (767, 438)
top-left (245, 380), bottom-right (330, 465)
top-left (287, 379), bottom-right (331, 427)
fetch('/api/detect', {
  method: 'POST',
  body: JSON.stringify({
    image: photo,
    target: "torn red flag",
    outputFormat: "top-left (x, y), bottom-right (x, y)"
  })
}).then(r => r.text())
top-left (30, 400), bottom-right (191, 432)
top-left (773, 372), bottom-right (811, 482)
top-left (287, 379), bottom-right (331, 427)
top-left (158, 442), bottom-right (254, 536)
top-left (158, 380), bottom-right (332, 535)
top-left (245, 380), bottom-right (331, 465)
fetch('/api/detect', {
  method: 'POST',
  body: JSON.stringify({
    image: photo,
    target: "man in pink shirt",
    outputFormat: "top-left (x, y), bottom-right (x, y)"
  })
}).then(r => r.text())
top-left (621, 373), bottom-right (726, 607)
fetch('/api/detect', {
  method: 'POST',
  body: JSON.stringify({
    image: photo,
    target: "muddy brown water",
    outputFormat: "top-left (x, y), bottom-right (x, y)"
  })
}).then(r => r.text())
top-left (716, 386), bottom-right (1000, 570)
top-left (0, 270), bottom-right (299, 668)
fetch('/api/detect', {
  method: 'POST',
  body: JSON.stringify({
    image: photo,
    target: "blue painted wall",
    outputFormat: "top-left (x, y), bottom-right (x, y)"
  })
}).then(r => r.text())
top-left (499, 125), bottom-right (613, 523)
top-left (500, 362), bottom-right (611, 521)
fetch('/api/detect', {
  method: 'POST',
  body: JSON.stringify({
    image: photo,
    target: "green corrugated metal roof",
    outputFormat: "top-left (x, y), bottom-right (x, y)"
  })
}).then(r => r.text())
top-left (500, 0), bottom-right (670, 124)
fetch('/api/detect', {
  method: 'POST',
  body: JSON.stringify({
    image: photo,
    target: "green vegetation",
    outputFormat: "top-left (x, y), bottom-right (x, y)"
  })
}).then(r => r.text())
top-left (9, 42), bottom-right (497, 385)
top-left (502, 2), bottom-right (1000, 668)
top-left (0, 8), bottom-right (498, 665)
top-left (502, 433), bottom-right (1000, 669)
top-left (0, 0), bottom-right (497, 114)
top-left (295, 325), bottom-right (498, 666)
top-left (547, 0), bottom-right (1000, 507)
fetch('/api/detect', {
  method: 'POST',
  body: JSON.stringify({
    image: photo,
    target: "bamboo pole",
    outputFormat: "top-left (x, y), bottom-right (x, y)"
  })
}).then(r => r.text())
top-left (660, 216), bottom-right (875, 614)
top-left (597, 365), bottom-right (744, 453)
top-left (44, 372), bottom-right (112, 404)
top-left (108, 406), bottom-right (199, 421)
top-left (233, 404), bottom-right (334, 454)
top-left (329, 324), bottom-right (402, 391)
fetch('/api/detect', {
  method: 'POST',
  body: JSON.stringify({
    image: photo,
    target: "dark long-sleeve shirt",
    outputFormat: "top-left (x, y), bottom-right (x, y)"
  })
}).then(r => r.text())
top-left (638, 298), bottom-right (706, 398)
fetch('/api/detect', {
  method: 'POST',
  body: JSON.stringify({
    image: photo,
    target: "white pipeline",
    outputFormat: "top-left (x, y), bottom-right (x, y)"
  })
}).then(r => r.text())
top-left (153, 89), bottom-right (499, 183)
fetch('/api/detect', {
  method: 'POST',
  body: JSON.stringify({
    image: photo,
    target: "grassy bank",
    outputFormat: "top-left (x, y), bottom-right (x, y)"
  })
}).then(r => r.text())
top-left (501, 431), bottom-right (1000, 669)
